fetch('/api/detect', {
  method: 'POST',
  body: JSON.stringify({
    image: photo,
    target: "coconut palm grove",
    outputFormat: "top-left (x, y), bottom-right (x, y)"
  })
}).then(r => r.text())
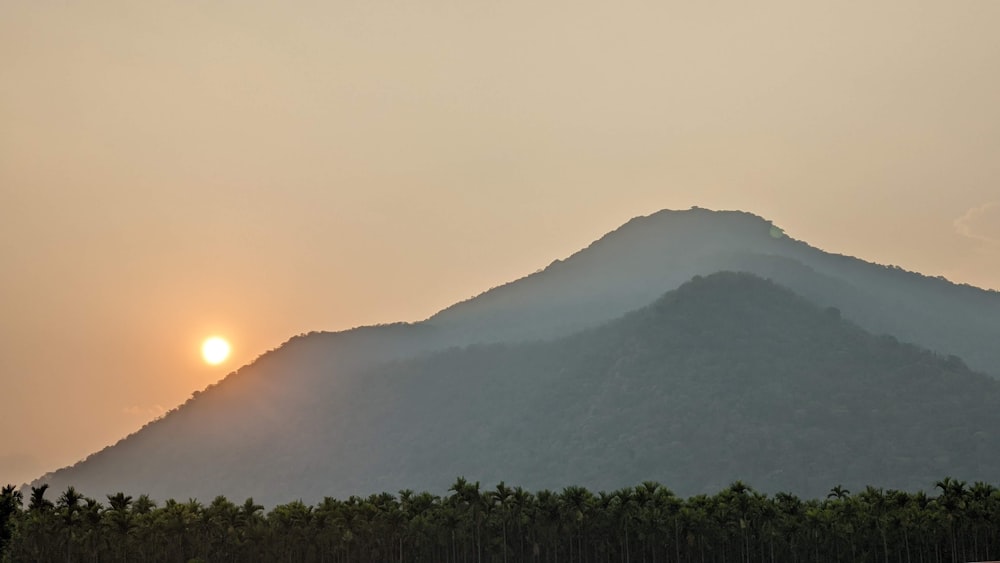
top-left (1, 478), bottom-right (999, 562)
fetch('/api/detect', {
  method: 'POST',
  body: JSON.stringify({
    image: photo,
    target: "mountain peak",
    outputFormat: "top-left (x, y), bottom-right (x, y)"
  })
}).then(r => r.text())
top-left (426, 208), bottom-right (793, 342)
top-left (427, 208), bottom-right (999, 377)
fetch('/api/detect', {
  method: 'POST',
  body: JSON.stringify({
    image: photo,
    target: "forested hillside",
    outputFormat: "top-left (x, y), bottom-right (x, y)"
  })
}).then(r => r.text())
top-left (324, 273), bottom-right (1000, 499)
top-left (31, 273), bottom-right (1000, 504)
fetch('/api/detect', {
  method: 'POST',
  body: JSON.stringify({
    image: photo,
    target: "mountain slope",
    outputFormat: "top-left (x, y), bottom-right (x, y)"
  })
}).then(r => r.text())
top-left (341, 272), bottom-right (1000, 499)
top-left (34, 273), bottom-right (1000, 503)
top-left (429, 208), bottom-right (1000, 377)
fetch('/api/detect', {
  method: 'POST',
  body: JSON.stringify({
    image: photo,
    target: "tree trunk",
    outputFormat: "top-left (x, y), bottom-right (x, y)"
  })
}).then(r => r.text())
top-left (503, 519), bottom-right (508, 563)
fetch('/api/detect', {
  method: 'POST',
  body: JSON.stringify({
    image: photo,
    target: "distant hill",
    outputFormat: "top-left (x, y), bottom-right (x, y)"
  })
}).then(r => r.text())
top-left (31, 273), bottom-right (1000, 504)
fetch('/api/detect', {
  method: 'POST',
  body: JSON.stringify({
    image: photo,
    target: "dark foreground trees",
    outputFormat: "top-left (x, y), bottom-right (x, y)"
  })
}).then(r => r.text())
top-left (2, 478), bottom-right (999, 563)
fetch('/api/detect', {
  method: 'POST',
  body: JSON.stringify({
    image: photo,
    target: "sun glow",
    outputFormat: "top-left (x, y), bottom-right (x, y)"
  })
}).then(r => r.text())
top-left (201, 337), bottom-right (231, 365)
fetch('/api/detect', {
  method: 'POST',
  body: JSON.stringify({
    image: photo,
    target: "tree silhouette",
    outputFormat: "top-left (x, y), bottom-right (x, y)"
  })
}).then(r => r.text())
top-left (4, 477), bottom-right (1000, 562)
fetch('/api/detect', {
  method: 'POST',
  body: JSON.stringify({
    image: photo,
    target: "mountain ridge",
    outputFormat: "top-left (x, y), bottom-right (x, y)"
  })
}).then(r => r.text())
top-left (426, 208), bottom-right (1000, 375)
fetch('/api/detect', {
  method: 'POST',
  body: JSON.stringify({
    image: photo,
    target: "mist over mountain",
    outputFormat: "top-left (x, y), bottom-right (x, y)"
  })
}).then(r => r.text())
top-left (28, 209), bottom-right (1000, 504)
top-left (431, 208), bottom-right (1000, 377)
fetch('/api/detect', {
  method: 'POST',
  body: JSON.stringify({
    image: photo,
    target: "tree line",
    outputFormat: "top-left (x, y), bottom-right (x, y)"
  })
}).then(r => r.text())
top-left (2, 477), bottom-right (998, 563)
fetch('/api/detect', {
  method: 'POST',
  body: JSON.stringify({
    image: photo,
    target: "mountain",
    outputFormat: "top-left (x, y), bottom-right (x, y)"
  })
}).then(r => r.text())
top-left (429, 208), bottom-right (1000, 377)
top-left (27, 208), bottom-right (1000, 503)
top-left (32, 273), bottom-right (1000, 504)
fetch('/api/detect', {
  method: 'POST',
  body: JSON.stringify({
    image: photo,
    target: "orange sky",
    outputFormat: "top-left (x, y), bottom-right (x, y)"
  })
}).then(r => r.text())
top-left (2, 1), bottom-right (999, 487)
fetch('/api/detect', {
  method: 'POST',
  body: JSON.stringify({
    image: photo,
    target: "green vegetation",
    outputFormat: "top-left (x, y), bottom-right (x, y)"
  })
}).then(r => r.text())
top-left (3, 478), bottom-right (999, 563)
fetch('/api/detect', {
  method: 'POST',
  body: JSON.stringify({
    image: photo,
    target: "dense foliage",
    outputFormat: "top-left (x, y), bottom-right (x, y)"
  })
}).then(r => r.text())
top-left (3, 478), bottom-right (1000, 563)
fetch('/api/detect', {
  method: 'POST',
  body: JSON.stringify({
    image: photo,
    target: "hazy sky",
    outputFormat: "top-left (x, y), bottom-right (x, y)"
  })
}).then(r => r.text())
top-left (2, 1), bottom-right (999, 487)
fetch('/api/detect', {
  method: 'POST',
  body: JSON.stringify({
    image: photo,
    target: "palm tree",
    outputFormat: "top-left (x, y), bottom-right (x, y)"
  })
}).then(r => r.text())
top-left (313, 496), bottom-right (344, 563)
top-left (773, 492), bottom-right (804, 562)
top-left (828, 485), bottom-right (851, 500)
top-left (267, 500), bottom-right (314, 563)
top-left (204, 495), bottom-right (240, 562)
top-left (104, 492), bottom-right (134, 563)
top-left (535, 489), bottom-right (563, 563)
top-left (28, 484), bottom-right (53, 512)
top-left (490, 482), bottom-right (514, 563)
top-left (905, 490), bottom-right (938, 563)
top-left (24, 484), bottom-right (56, 560)
top-left (508, 486), bottom-right (533, 562)
top-left (407, 490), bottom-right (444, 561)
top-left (369, 491), bottom-right (403, 562)
top-left (560, 485), bottom-right (594, 562)
top-left (0, 485), bottom-right (23, 557)
top-left (236, 497), bottom-right (266, 561)
top-left (967, 481), bottom-right (996, 561)
top-left (129, 495), bottom-right (158, 563)
top-left (56, 486), bottom-right (84, 562)
top-left (859, 486), bottom-right (890, 563)
top-left (604, 488), bottom-right (635, 563)
top-left (157, 498), bottom-right (197, 562)
top-left (935, 477), bottom-right (968, 563)
top-left (450, 477), bottom-right (484, 563)
top-left (654, 485), bottom-right (683, 563)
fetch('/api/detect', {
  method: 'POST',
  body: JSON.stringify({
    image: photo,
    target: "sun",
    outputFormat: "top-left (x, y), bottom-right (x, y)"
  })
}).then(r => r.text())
top-left (201, 337), bottom-right (231, 365)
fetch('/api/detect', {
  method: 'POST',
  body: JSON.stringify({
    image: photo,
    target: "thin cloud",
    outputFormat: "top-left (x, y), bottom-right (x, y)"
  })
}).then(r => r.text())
top-left (122, 404), bottom-right (166, 418)
top-left (954, 201), bottom-right (1000, 244)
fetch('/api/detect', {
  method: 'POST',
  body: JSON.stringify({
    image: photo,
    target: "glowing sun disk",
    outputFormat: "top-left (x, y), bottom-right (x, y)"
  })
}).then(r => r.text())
top-left (202, 337), bottom-right (231, 365)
